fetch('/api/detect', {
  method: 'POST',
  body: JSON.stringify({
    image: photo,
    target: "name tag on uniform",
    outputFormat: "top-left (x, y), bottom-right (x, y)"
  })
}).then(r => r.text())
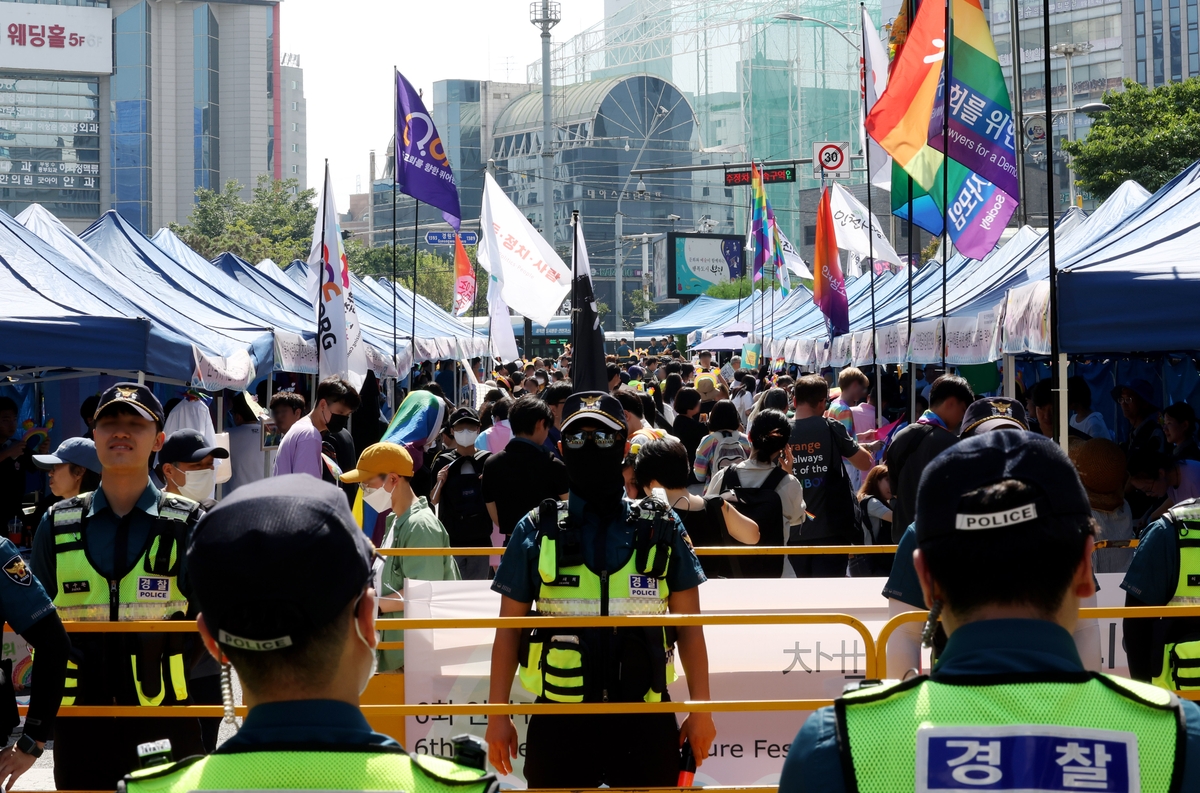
top-left (552, 574), bottom-right (579, 587)
top-left (629, 575), bottom-right (658, 598)
top-left (62, 581), bottom-right (89, 594)
top-left (137, 577), bottom-right (171, 600)
top-left (916, 725), bottom-right (1138, 792)
top-left (1189, 574), bottom-right (1200, 587)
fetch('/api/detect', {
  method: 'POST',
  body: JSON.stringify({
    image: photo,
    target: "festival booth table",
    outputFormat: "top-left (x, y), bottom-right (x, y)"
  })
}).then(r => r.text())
top-left (402, 575), bottom-right (1134, 787)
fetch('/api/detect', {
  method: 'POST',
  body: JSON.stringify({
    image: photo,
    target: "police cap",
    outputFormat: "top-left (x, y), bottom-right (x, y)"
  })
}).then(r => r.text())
top-left (916, 431), bottom-right (1092, 545)
top-left (188, 474), bottom-right (375, 652)
top-left (959, 397), bottom-right (1028, 437)
top-left (95, 382), bottom-right (165, 426)
top-left (561, 391), bottom-right (627, 433)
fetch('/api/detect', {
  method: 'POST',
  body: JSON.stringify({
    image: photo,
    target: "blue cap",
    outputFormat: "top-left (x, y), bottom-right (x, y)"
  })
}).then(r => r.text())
top-left (33, 437), bottom-right (101, 474)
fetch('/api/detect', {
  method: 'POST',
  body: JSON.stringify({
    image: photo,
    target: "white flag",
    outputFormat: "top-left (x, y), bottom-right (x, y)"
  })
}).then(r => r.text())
top-left (308, 164), bottom-right (367, 389)
top-left (862, 7), bottom-right (892, 191)
top-left (830, 183), bottom-right (903, 269)
top-left (776, 225), bottom-right (813, 279)
top-left (487, 272), bottom-right (520, 363)
top-left (478, 172), bottom-right (571, 327)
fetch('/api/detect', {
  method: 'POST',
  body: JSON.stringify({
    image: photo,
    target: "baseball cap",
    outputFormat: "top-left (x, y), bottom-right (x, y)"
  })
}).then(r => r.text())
top-left (561, 391), bottom-right (627, 433)
top-left (959, 397), bottom-right (1029, 437)
top-left (340, 441), bottom-right (414, 482)
top-left (628, 365), bottom-right (645, 380)
top-left (33, 437), bottom-right (101, 474)
top-left (916, 431), bottom-right (1091, 545)
top-left (158, 430), bottom-right (229, 466)
top-left (448, 408), bottom-right (480, 427)
top-left (95, 382), bottom-right (165, 425)
top-left (188, 475), bottom-right (375, 651)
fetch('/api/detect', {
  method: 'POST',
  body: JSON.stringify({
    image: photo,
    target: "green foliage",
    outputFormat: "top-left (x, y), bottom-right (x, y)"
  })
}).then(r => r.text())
top-left (169, 174), bottom-right (317, 264)
top-left (627, 289), bottom-right (657, 320)
top-left (705, 276), bottom-right (770, 299)
top-left (343, 240), bottom-right (488, 315)
top-left (1063, 78), bottom-right (1200, 200)
top-left (920, 235), bottom-right (941, 265)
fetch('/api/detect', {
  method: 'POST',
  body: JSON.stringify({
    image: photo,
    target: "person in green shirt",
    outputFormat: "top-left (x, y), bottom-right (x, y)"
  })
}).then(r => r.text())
top-left (341, 442), bottom-right (460, 671)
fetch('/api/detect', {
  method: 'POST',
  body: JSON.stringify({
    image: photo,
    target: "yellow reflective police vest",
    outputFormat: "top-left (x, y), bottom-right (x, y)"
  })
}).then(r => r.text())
top-left (840, 673), bottom-right (1182, 793)
top-left (518, 497), bottom-right (678, 704)
top-left (49, 490), bottom-right (200, 707)
top-left (1153, 499), bottom-right (1200, 691)
top-left (121, 746), bottom-right (496, 793)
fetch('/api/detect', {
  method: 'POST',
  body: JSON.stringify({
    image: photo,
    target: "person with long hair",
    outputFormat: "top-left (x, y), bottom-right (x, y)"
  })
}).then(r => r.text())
top-left (693, 400), bottom-right (751, 485)
top-left (849, 465), bottom-right (894, 577)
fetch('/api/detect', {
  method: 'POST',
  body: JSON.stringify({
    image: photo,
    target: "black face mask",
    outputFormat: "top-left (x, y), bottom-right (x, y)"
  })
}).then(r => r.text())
top-left (562, 437), bottom-right (626, 508)
top-left (327, 413), bottom-right (349, 433)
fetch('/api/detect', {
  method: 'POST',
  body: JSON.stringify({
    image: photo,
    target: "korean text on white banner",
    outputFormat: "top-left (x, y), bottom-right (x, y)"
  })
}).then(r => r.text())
top-left (829, 183), bottom-right (903, 269)
top-left (776, 226), bottom-right (813, 279)
top-left (478, 173), bottom-right (571, 327)
top-left (308, 164), bottom-right (367, 389)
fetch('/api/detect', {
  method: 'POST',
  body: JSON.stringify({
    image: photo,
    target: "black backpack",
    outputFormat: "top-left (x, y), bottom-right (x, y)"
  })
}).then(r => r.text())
top-left (721, 466), bottom-right (787, 578)
top-left (438, 451), bottom-right (492, 543)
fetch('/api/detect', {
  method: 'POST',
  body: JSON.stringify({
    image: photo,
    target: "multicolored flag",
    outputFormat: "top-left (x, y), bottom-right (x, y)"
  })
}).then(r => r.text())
top-left (395, 69), bottom-right (461, 230)
top-left (308, 163), bottom-right (367, 389)
top-left (813, 186), bottom-right (850, 336)
top-left (451, 233), bottom-right (475, 316)
top-left (750, 163), bottom-right (791, 296)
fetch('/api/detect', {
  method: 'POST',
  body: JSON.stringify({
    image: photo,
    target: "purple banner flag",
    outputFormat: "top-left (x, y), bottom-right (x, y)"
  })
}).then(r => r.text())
top-left (395, 70), bottom-right (461, 230)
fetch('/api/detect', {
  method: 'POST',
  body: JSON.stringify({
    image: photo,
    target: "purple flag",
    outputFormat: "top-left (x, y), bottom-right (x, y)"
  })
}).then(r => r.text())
top-left (395, 70), bottom-right (461, 230)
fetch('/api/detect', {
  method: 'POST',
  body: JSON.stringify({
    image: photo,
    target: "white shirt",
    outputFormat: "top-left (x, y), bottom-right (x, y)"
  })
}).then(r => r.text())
top-left (227, 422), bottom-right (271, 492)
top-left (1070, 411), bottom-right (1112, 441)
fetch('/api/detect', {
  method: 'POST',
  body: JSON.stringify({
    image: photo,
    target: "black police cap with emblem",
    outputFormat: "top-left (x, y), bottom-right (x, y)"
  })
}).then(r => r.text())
top-left (959, 396), bottom-right (1028, 438)
top-left (94, 382), bottom-right (165, 426)
top-left (187, 474), bottom-right (376, 652)
top-left (561, 391), bottom-right (627, 433)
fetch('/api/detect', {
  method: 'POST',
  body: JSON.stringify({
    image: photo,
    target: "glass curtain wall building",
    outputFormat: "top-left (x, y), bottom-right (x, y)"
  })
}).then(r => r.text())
top-left (193, 3), bottom-right (219, 192)
top-left (111, 0), bottom-right (151, 231)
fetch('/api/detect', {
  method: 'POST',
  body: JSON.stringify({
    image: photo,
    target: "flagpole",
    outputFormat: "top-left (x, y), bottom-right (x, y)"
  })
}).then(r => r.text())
top-left (412, 199), bottom-right (419, 354)
top-left (941, 0), bottom-right (950, 371)
top-left (392, 67), bottom-right (398, 389)
top-left (862, 2), bottom-right (880, 431)
top-left (906, 0), bottom-right (917, 423)
top-left (1042, 0), bottom-right (1060, 445)
top-left (571, 210), bottom-right (579, 383)
top-left (318, 158), bottom-right (327, 380)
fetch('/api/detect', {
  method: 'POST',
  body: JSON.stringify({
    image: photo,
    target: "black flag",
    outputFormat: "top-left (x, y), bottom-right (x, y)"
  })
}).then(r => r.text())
top-left (570, 214), bottom-right (609, 392)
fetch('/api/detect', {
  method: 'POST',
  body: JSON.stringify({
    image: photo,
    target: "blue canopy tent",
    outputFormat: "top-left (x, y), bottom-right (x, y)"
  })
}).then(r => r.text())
top-left (285, 259), bottom-right (308, 285)
top-left (364, 277), bottom-right (488, 358)
top-left (635, 296), bottom-right (739, 339)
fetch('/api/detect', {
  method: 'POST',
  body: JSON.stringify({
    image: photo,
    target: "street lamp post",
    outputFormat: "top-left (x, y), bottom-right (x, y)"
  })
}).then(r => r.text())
top-left (614, 105), bottom-right (668, 333)
top-left (1021, 97), bottom-right (1109, 211)
top-left (1049, 42), bottom-right (1092, 207)
top-left (773, 13), bottom-right (859, 46)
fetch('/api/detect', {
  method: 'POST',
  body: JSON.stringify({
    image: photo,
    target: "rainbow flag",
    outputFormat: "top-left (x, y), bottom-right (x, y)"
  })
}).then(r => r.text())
top-left (750, 163), bottom-right (791, 296)
top-left (812, 186), bottom-right (849, 335)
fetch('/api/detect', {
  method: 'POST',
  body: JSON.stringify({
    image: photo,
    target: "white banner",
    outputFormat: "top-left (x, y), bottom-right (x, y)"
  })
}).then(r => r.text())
top-left (829, 333), bottom-right (853, 367)
top-left (777, 227), bottom-right (813, 279)
top-left (907, 319), bottom-right (944, 364)
top-left (944, 309), bottom-right (1001, 366)
top-left (478, 173), bottom-right (571, 327)
top-left (877, 322), bottom-right (910, 365)
top-left (191, 346), bottom-right (254, 390)
top-left (487, 271), bottom-right (520, 363)
top-left (0, 4), bottom-right (112, 75)
top-left (829, 184), bottom-right (903, 269)
top-left (272, 330), bottom-right (318, 375)
top-left (401, 575), bottom-right (1133, 786)
top-left (308, 166), bottom-right (367, 390)
top-left (1003, 281), bottom-right (1051, 356)
top-left (862, 7), bottom-right (892, 191)
top-left (851, 330), bottom-right (875, 366)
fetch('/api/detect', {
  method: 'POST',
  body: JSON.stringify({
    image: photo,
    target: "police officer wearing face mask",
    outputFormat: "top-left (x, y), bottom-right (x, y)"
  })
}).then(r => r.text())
top-left (485, 392), bottom-right (716, 788)
top-left (157, 431), bottom-right (228, 509)
top-left (121, 475), bottom-right (495, 793)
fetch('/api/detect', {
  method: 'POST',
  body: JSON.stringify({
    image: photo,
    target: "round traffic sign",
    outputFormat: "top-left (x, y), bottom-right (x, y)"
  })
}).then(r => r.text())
top-left (817, 143), bottom-right (846, 173)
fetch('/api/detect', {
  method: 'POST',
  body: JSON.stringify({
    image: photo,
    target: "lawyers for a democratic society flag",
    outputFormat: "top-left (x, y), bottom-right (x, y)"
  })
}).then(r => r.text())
top-left (309, 164), bottom-right (367, 389)
top-left (829, 183), bottom-right (903, 270)
top-left (571, 220), bottom-right (608, 393)
top-left (478, 173), bottom-right (571, 327)
top-left (395, 70), bottom-right (461, 230)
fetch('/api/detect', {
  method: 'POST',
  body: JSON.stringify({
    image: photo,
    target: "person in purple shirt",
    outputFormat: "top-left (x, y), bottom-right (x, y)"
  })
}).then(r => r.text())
top-left (272, 377), bottom-right (360, 479)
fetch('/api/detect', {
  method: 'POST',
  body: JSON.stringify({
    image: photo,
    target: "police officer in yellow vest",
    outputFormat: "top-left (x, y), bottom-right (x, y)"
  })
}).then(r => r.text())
top-left (780, 430), bottom-right (1200, 793)
top-left (122, 473), bottom-right (497, 793)
top-left (31, 383), bottom-right (206, 790)
top-left (485, 391), bottom-right (716, 788)
top-left (1122, 495), bottom-right (1200, 691)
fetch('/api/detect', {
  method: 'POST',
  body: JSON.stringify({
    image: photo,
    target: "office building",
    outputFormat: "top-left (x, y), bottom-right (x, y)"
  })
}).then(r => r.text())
top-left (279, 51), bottom-right (306, 192)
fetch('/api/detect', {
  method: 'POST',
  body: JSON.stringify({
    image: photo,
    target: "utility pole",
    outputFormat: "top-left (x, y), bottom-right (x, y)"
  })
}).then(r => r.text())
top-left (530, 0), bottom-right (559, 359)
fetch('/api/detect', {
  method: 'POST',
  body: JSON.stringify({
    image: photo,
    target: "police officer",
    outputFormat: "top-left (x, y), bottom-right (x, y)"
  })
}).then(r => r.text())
top-left (121, 474), bottom-right (496, 793)
top-left (780, 431), bottom-right (1200, 793)
top-left (484, 392), bottom-right (716, 788)
top-left (1122, 495), bottom-right (1200, 690)
top-left (31, 383), bottom-right (206, 790)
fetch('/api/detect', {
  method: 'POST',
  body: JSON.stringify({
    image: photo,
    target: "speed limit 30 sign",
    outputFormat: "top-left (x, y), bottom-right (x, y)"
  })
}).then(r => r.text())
top-left (813, 141), bottom-right (851, 179)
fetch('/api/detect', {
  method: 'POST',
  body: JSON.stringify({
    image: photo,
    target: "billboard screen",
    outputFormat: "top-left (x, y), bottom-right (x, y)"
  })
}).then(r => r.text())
top-left (0, 4), bottom-right (112, 75)
top-left (667, 233), bottom-right (744, 298)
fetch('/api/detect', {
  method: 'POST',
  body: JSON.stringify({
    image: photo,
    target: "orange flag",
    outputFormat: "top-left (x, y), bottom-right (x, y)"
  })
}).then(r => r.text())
top-left (452, 233), bottom-right (475, 316)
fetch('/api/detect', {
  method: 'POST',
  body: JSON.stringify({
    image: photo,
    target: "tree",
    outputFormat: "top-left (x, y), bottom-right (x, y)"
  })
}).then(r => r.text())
top-left (169, 174), bottom-right (316, 263)
top-left (1063, 78), bottom-right (1200, 200)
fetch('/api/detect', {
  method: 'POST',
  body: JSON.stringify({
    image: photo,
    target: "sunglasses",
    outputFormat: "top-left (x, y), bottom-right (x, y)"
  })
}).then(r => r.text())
top-left (563, 428), bottom-right (620, 450)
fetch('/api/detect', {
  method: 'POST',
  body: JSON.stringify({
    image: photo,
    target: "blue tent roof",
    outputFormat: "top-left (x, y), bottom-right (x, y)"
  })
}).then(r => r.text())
top-left (1058, 162), bottom-right (1200, 354)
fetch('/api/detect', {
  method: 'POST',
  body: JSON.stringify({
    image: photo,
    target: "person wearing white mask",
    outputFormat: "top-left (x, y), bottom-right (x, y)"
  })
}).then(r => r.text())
top-left (430, 409), bottom-right (493, 580)
top-left (157, 430), bottom-right (228, 509)
top-left (340, 442), bottom-right (459, 671)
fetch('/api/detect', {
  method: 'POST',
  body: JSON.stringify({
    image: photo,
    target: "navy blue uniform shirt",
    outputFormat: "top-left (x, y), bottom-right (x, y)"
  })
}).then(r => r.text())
top-left (1121, 516), bottom-right (1178, 604)
top-left (779, 619), bottom-right (1200, 793)
top-left (0, 536), bottom-right (55, 633)
top-left (880, 523), bottom-right (923, 609)
top-left (492, 492), bottom-right (706, 603)
top-left (219, 699), bottom-right (397, 751)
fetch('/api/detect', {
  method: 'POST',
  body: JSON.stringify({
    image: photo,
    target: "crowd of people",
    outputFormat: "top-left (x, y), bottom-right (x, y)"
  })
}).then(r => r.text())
top-left (0, 342), bottom-right (1197, 790)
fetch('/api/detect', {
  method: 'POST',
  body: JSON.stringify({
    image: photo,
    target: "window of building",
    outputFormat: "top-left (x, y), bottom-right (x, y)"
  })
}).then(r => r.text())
top-left (804, 225), bottom-right (817, 245)
top-left (291, 164), bottom-right (297, 173)
top-left (291, 122), bottom-right (298, 131)
top-left (193, 4), bottom-right (220, 193)
top-left (291, 80), bottom-right (297, 90)
top-left (291, 101), bottom-right (297, 110)
top-left (291, 143), bottom-right (298, 152)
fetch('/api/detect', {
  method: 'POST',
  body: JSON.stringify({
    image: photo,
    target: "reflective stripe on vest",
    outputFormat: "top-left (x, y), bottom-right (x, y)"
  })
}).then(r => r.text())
top-left (122, 747), bottom-right (494, 793)
top-left (839, 674), bottom-right (1182, 793)
top-left (1155, 505), bottom-right (1200, 690)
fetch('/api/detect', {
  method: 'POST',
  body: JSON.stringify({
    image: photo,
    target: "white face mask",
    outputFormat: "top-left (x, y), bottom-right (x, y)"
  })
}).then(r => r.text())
top-left (353, 594), bottom-right (378, 694)
top-left (175, 468), bottom-right (215, 501)
top-left (453, 428), bottom-right (479, 447)
top-left (362, 480), bottom-right (394, 513)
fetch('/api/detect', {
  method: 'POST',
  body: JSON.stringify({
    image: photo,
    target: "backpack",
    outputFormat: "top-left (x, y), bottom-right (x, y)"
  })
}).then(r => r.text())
top-left (721, 466), bottom-right (787, 578)
top-left (438, 451), bottom-right (492, 543)
top-left (711, 431), bottom-right (749, 474)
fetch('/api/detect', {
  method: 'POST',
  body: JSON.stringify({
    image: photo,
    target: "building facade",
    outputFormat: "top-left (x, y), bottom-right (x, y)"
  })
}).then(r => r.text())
top-left (0, 0), bottom-right (304, 233)
top-left (279, 51), bottom-right (306, 192)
